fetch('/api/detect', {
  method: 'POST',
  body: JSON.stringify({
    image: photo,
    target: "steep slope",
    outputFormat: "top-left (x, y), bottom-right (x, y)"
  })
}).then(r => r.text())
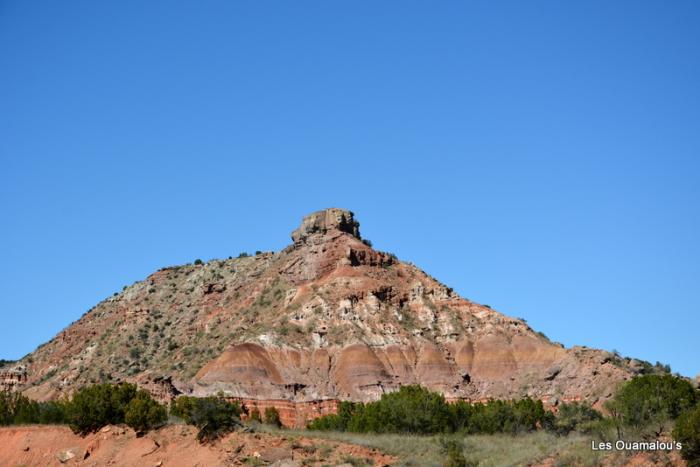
top-left (9, 209), bottom-right (639, 415)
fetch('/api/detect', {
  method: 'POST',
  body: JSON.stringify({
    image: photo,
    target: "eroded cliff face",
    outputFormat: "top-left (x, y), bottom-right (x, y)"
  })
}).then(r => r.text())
top-left (0, 366), bottom-right (27, 393)
top-left (16, 208), bottom-right (636, 421)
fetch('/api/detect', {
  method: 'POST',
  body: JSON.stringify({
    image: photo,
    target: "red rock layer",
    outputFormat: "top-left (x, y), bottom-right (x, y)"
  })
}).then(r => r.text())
top-left (235, 398), bottom-right (339, 428)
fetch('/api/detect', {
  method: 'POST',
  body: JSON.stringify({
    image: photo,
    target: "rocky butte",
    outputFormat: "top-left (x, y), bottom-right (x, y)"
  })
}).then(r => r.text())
top-left (5, 208), bottom-right (642, 427)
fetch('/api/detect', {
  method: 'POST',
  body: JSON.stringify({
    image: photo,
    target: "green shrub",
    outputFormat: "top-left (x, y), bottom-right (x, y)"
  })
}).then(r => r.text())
top-left (546, 402), bottom-right (602, 436)
top-left (1, 391), bottom-right (72, 426)
top-left (66, 383), bottom-right (138, 434)
top-left (3, 384), bottom-right (168, 434)
top-left (0, 392), bottom-right (34, 425)
top-left (170, 395), bottom-right (195, 420)
top-left (248, 408), bottom-right (261, 423)
top-left (309, 386), bottom-right (549, 435)
top-left (264, 406), bottom-right (282, 427)
top-left (124, 390), bottom-right (167, 435)
top-left (307, 412), bottom-right (347, 431)
top-left (449, 398), bottom-right (547, 435)
top-left (673, 404), bottom-right (700, 466)
top-left (605, 375), bottom-right (697, 432)
top-left (170, 395), bottom-right (242, 442)
top-left (356, 385), bottom-right (451, 433)
top-left (37, 400), bottom-right (69, 424)
top-left (194, 259), bottom-right (203, 265)
top-left (439, 437), bottom-right (474, 467)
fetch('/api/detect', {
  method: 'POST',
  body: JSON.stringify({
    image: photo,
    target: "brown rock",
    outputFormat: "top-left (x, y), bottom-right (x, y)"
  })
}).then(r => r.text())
top-left (57, 448), bottom-right (77, 463)
top-left (291, 208), bottom-right (360, 243)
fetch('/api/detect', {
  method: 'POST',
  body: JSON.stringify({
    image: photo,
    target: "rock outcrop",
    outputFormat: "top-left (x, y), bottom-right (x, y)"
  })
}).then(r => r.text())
top-left (291, 208), bottom-right (360, 243)
top-left (12, 208), bottom-right (642, 426)
top-left (0, 366), bottom-right (27, 393)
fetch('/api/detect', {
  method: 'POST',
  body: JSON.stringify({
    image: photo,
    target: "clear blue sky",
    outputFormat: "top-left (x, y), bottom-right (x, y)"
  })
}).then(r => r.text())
top-left (1, 1), bottom-right (698, 377)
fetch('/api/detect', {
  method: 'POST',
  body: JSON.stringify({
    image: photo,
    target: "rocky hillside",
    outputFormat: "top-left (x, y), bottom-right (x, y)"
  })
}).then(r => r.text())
top-left (7, 209), bottom-right (645, 413)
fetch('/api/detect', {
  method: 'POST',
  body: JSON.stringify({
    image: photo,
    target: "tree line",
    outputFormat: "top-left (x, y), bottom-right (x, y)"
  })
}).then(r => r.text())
top-left (1, 375), bottom-right (699, 464)
top-left (307, 385), bottom-right (572, 435)
top-left (0, 383), bottom-right (281, 443)
top-left (307, 376), bottom-right (700, 465)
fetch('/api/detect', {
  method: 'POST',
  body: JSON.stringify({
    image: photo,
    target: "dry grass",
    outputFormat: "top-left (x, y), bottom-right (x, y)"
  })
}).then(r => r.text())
top-left (260, 427), bottom-right (613, 466)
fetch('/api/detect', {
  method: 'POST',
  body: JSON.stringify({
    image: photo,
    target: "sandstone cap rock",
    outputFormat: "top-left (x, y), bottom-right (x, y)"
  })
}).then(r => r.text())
top-left (291, 208), bottom-right (361, 243)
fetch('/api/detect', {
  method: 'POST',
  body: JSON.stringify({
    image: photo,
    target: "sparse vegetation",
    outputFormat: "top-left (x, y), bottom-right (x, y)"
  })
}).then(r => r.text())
top-left (637, 359), bottom-right (673, 375)
top-left (439, 436), bottom-right (473, 467)
top-left (248, 408), bottom-right (261, 423)
top-left (261, 427), bottom-right (611, 467)
top-left (124, 389), bottom-right (167, 435)
top-left (264, 406), bottom-right (282, 428)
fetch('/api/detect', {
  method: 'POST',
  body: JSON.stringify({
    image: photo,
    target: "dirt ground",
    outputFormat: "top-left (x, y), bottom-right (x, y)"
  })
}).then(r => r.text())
top-left (0, 424), bottom-right (396, 466)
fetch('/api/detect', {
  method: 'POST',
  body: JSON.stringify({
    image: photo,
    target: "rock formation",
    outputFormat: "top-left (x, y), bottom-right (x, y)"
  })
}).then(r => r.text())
top-left (0, 365), bottom-right (27, 393)
top-left (291, 208), bottom-right (361, 243)
top-left (12, 208), bottom-right (643, 426)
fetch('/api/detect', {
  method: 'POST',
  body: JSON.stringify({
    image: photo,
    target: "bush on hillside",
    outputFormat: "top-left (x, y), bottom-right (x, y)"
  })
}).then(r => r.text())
top-left (605, 375), bottom-right (697, 433)
top-left (450, 398), bottom-right (548, 435)
top-left (545, 402), bottom-right (602, 436)
top-left (170, 395), bottom-right (242, 442)
top-left (66, 383), bottom-right (138, 434)
top-left (264, 406), bottom-right (282, 428)
top-left (341, 386), bottom-right (451, 434)
top-left (248, 407), bottom-right (262, 423)
top-left (1, 384), bottom-right (167, 435)
top-left (673, 404), bottom-right (700, 466)
top-left (124, 390), bottom-right (167, 435)
top-left (308, 385), bottom-right (550, 435)
top-left (1, 391), bottom-right (89, 427)
top-left (1, 392), bottom-right (42, 425)
top-left (36, 400), bottom-right (69, 424)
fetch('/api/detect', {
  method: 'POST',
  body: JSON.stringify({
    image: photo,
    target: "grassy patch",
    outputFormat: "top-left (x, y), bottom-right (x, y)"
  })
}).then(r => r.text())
top-left (259, 426), bottom-right (611, 466)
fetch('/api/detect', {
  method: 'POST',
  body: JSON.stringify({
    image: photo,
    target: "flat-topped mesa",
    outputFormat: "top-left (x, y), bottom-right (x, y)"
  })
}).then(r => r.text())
top-left (291, 208), bottom-right (361, 243)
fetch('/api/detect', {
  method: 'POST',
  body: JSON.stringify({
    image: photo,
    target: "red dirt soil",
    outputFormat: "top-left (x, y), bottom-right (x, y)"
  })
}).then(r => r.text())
top-left (0, 425), bottom-right (395, 466)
